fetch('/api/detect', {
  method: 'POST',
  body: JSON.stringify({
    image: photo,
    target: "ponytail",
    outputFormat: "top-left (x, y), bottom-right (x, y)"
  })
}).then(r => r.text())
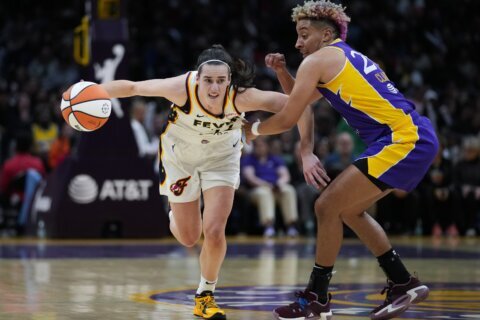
top-left (231, 57), bottom-right (255, 92)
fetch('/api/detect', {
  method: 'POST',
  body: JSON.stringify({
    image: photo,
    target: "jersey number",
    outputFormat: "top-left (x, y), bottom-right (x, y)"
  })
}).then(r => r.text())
top-left (351, 50), bottom-right (378, 75)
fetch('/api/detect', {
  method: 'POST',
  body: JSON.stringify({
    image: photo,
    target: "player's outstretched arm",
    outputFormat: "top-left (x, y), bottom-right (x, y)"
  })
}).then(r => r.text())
top-left (100, 73), bottom-right (188, 106)
top-left (235, 88), bottom-right (288, 114)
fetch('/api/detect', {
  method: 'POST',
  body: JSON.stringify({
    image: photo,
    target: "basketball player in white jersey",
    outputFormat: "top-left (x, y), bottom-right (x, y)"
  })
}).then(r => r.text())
top-left (100, 44), bottom-right (327, 319)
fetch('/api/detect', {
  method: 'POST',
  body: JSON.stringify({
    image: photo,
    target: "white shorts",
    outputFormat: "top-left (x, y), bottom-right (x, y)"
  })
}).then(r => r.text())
top-left (158, 130), bottom-right (243, 203)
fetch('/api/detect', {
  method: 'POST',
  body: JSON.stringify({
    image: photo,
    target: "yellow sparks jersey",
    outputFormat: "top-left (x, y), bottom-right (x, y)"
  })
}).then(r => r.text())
top-left (164, 71), bottom-right (244, 144)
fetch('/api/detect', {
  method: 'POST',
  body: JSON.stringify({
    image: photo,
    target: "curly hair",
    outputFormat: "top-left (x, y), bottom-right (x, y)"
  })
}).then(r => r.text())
top-left (195, 44), bottom-right (255, 92)
top-left (292, 0), bottom-right (351, 41)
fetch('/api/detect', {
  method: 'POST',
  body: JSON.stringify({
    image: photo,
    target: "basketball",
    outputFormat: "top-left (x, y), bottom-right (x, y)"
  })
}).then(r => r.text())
top-left (60, 81), bottom-right (112, 132)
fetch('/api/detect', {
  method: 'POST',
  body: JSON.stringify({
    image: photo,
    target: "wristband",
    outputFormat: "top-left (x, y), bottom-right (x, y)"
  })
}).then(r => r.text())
top-left (251, 121), bottom-right (261, 136)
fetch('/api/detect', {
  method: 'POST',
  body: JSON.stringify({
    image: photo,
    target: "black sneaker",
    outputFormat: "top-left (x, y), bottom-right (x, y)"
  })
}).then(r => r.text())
top-left (370, 276), bottom-right (429, 320)
top-left (273, 290), bottom-right (332, 320)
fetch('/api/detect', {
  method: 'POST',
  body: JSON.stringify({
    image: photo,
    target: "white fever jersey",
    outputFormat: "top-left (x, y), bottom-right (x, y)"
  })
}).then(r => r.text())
top-left (165, 71), bottom-right (245, 142)
top-left (158, 71), bottom-right (245, 202)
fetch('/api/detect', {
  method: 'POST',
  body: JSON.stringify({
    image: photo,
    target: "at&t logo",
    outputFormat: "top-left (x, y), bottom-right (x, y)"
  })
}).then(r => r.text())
top-left (68, 174), bottom-right (153, 204)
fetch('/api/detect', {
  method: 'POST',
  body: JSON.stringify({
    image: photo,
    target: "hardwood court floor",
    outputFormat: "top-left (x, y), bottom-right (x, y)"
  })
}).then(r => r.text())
top-left (0, 236), bottom-right (479, 320)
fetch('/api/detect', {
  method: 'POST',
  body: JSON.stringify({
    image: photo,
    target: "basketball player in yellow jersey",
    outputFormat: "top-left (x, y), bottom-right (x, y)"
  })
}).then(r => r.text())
top-left (99, 45), bottom-right (327, 320)
top-left (245, 1), bottom-right (438, 319)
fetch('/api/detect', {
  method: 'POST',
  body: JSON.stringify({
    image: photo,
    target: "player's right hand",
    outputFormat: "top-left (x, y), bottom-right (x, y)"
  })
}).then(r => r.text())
top-left (265, 53), bottom-right (287, 73)
top-left (301, 153), bottom-right (330, 189)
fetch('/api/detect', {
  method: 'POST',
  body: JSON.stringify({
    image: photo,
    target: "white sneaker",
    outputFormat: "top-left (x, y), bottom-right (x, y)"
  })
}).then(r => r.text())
top-left (168, 210), bottom-right (173, 221)
top-left (263, 226), bottom-right (275, 238)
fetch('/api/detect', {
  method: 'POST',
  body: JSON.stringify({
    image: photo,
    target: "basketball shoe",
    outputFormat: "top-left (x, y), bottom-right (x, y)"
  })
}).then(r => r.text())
top-left (370, 276), bottom-right (429, 320)
top-left (273, 290), bottom-right (332, 320)
top-left (193, 291), bottom-right (226, 319)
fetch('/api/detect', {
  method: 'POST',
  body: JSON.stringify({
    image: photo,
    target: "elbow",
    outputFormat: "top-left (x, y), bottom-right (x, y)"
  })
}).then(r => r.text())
top-left (118, 80), bottom-right (137, 97)
top-left (128, 81), bottom-right (137, 96)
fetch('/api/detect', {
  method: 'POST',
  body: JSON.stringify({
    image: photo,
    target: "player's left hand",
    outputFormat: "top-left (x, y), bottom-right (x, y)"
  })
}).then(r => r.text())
top-left (301, 152), bottom-right (330, 189)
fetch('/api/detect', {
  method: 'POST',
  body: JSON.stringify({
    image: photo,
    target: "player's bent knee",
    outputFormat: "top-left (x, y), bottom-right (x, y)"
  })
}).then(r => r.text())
top-left (178, 237), bottom-right (200, 248)
top-left (176, 231), bottom-right (201, 247)
top-left (314, 196), bottom-right (338, 220)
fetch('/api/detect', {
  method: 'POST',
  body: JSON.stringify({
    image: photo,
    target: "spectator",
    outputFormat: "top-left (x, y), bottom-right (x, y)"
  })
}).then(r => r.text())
top-left (376, 189), bottom-right (420, 236)
top-left (291, 141), bottom-right (320, 236)
top-left (48, 122), bottom-right (74, 169)
top-left (421, 142), bottom-right (459, 237)
top-left (324, 132), bottom-right (355, 179)
top-left (0, 0), bottom-right (479, 239)
top-left (1, 92), bottom-right (33, 163)
top-left (314, 137), bottom-right (331, 163)
top-left (130, 98), bottom-right (159, 159)
top-left (242, 136), bottom-right (299, 237)
top-left (32, 105), bottom-right (58, 168)
top-left (454, 136), bottom-right (480, 236)
top-left (420, 89), bottom-right (453, 136)
top-left (336, 119), bottom-right (365, 157)
top-left (0, 131), bottom-right (45, 232)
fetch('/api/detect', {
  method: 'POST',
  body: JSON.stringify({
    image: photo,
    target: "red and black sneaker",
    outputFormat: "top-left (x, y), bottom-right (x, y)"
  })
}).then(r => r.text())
top-left (370, 276), bottom-right (429, 320)
top-left (273, 290), bottom-right (332, 320)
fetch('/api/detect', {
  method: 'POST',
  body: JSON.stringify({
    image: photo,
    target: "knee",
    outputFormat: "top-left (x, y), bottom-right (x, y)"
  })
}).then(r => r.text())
top-left (279, 184), bottom-right (295, 194)
top-left (203, 224), bottom-right (226, 245)
top-left (250, 186), bottom-right (273, 200)
top-left (177, 231), bottom-right (201, 247)
top-left (314, 195), bottom-right (337, 220)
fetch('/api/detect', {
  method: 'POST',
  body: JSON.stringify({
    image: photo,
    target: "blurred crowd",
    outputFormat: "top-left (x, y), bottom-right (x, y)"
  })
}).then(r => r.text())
top-left (0, 0), bottom-right (479, 237)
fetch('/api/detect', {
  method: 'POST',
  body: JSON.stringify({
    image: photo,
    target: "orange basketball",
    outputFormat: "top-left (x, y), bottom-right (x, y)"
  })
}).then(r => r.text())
top-left (60, 81), bottom-right (112, 132)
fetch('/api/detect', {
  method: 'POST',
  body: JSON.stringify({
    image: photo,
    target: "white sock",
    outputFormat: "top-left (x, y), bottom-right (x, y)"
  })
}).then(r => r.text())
top-left (168, 210), bottom-right (173, 221)
top-left (196, 275), bottom-right (217, 295)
